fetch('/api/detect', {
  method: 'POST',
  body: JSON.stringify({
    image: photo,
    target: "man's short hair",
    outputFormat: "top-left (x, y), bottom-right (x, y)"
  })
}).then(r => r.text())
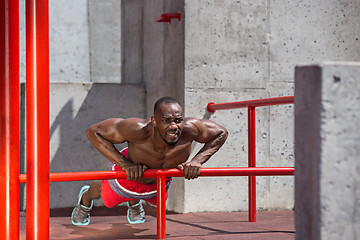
top-left (154, 96), bottom-right (182, 113)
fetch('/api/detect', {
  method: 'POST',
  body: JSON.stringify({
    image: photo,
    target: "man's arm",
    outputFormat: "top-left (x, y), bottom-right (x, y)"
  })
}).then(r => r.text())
top-left (86, 118), bottom-right (149, 181)
top-left (177, 118), bottom-right (228, 179)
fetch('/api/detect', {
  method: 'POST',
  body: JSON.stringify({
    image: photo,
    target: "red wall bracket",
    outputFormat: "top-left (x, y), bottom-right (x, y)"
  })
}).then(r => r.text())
top-left (155, 11), bottom-right (181, 24)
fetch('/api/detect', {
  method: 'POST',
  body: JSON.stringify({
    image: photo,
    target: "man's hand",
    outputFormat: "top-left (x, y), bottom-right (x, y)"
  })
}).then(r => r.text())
top-left (121, 162), bottom-right (148, 181)
top-left (177, 162), bottom-right (202, 180)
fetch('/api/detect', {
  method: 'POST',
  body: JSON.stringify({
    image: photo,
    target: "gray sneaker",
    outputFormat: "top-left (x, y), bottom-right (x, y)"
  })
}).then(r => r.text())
top-left (127, 201), bottom-right (145, 224)
top-left (71, 185), bottom-right (93, 226)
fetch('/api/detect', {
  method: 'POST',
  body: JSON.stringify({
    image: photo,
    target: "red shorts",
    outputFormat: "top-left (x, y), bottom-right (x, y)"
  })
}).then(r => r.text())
top-left (100, 148), bottom-right (171, 208)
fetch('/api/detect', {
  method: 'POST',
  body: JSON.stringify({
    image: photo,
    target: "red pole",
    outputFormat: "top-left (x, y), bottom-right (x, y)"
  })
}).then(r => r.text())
top-left (157, 173), bottom-right (167, 239)
top-left (26, 0), bottom-right (50, 239)
top-left (0, 0), bottom-right (20, 239)
top-left (248, 107), bottom-right (256, 222)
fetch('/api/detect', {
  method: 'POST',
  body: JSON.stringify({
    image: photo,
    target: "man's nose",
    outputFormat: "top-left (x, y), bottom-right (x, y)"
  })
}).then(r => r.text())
top-left (168, 121), bottom-right (178, 129)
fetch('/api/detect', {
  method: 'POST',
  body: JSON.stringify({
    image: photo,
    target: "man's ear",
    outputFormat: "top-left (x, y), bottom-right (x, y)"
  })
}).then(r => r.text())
top-left (151, 116), bottom-right (157, 127)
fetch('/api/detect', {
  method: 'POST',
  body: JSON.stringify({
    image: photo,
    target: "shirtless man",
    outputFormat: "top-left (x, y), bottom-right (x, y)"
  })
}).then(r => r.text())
top-left (71, 96), bottom-right (228, 225)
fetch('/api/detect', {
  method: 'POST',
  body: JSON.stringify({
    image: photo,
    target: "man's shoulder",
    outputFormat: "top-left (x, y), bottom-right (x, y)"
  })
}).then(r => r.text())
top-left (183, 117), bottom-right (203, 127)
top-left (182, 118), bottom-right (203, 137)
top-left (116, 118), bottom-right (152, 141)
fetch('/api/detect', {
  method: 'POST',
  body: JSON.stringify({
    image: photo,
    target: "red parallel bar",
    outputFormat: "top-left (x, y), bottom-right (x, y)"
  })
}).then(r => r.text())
top-left (156, 173), bottom-right (167, 239)
top-left (19, 167), bottom-right (294, 183)
top-left (0, 0), bottom-right (20, 239)
top-left (248, 107), bottom-right (256, 222)
top-left (206, 96), bottom-right (294, 112)
top-left (19, 168), bottom-right (294, 240)
top-left (26, 0), bottom-right (50, 239)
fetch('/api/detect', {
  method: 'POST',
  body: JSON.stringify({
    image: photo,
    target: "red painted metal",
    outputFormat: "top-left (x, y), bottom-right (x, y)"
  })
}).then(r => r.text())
top-left (248, 107), bottom-right (257, 222)
top-left (157, 173), bottom-right (167, 240)
top-left (206, 96), bottom-right (294, 112)
top-left (18, 167), bottom-right (294, 183)
top-left (155, 11), bottom-right (181, 24)
top-left (26, 0), bottom-right (50, 239)
top-left (0, 0), bottom-right (20, 239)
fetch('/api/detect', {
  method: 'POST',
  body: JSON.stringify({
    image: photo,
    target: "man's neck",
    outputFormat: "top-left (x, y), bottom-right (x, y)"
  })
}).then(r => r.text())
top-left (151, 130), bottom-right (174, 154)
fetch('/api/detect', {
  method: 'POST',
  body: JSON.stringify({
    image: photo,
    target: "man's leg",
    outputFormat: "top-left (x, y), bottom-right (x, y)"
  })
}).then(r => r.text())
top-left (81, 180), bottom-right (101, 207)
top-left (71, 180), bottom-right (101, 226)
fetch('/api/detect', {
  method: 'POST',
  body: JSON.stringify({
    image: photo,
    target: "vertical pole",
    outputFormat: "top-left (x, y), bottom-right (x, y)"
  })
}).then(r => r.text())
top-left (0, 0), bottom-right (20, 239)
top-left (157, 173), bottom-right (167, 239)
top-left (248, 107), bottom-right (256, 222)
top-left (26, 0), bottom-right (50, 239)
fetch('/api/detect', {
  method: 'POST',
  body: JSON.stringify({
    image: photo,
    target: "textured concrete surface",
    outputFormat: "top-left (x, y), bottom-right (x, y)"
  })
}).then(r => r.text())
top-left (181, 0), bottom-right (360, 213)
top-left (89, 0), bottom-right (121, 83)
top-left (20, 207), bottom-right (295, 240)
top-left (295, 63), bottom-right (360, 240)
top-left (17, 0), bottom-right (360, 214)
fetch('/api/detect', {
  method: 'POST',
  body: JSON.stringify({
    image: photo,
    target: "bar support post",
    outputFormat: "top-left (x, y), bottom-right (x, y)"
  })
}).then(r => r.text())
top-left (248, 106), bottom-right (256, 222)
top-left (157, 173), bottom-right (167, 239)
top-left (26, 0), bottom-right (50, 239)
top-left (0, 0), bottom-right (20, 239)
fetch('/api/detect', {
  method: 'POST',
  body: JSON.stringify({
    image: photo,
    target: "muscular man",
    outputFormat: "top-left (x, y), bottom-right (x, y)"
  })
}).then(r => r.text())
top-left (71, 96), bottom-right (228, 225)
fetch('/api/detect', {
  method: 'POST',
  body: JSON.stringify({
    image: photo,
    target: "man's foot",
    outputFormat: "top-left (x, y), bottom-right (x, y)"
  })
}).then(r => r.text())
top-left (127, 201), bottom-right (145, 224)
top-left (71, 185), bottom-right (93, 226)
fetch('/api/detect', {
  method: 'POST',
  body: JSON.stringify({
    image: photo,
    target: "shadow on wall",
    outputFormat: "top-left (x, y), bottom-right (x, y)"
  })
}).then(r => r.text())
top-left (20, 83), bottom-right (146, 209)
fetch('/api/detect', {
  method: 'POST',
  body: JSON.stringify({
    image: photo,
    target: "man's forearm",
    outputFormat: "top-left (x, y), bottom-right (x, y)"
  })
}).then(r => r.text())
top-left (87, 128), bottom-right (128, 168)
top-left (191, 130), bottom-right (228, 165)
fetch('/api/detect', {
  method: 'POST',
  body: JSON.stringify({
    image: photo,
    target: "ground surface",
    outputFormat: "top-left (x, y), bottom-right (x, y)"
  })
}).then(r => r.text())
top-left (20, 206), bottom-right (295, 240)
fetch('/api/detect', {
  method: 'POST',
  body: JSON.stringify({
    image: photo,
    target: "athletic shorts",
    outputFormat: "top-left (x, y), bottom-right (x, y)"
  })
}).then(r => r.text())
top-left (100, 148), bottom-right (172, 208)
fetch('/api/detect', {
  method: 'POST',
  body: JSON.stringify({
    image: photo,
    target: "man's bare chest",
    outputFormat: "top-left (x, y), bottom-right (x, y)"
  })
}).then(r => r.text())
top-left (127, 141), bottom-right (192, 169)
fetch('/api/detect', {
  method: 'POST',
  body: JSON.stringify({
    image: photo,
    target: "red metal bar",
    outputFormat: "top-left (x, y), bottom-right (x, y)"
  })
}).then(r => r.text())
top-left (248, 107), bottom-right (256, 222)
top-left (19, 167), bottom-right (295, 183)
top-left (0, 0), bottom-right (20, 239)
top-left (155, 11), bottom-right (181, 24)
top-left (157, 173), bottom-right (167, 239)
top-left (206, 96), bottom-right (294, 112)
top-left (26, 0), bottom-right (50, 239)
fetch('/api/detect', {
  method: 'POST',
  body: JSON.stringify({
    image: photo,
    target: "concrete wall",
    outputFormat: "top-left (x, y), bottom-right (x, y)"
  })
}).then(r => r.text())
top-left (18, 0), bottom-right (360, 212)
top-left (295, 62), bottom-right (360, 240)
top-left (170, 0), bottom-right (360, 213)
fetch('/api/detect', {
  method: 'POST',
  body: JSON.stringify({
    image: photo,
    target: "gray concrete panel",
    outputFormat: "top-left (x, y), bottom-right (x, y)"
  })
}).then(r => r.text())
top-left (49, 0), bottom-right (90, 82)
top-left (269, 0), bottom-right (360, 82)
top-left (143, 0), bottom-right (185, 117)
top-left (185, 0), bottom-right (268, 90)
top-left (121, 0), bottom-right (144, 85)
top-left (89, 0), bottom-right (121, 83)
top-left (295, 63), bottom-right (360, 240)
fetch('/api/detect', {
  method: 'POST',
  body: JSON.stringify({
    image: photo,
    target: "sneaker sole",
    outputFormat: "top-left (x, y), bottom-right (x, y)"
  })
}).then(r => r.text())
top-left (127, 209), bottom-right (146, 224)
top-left (71, 207), bottom-right (90, 226)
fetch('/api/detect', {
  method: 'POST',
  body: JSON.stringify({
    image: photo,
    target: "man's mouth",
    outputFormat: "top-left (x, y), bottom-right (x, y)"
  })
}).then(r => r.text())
top-left (167, 131), bottom-right (179, 138)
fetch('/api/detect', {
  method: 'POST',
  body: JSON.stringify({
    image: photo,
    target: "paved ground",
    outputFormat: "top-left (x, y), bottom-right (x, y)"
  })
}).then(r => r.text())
top-left (20, 205), bottom-right (295, 240)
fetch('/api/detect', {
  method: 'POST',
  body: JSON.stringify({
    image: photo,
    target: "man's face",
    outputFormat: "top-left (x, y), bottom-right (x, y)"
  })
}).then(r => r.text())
top-left (153, 102), bottom-right (184, 145)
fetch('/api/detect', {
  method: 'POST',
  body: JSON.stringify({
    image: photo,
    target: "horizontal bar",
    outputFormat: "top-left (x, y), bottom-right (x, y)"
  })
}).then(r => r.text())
top-left (19, 167), bottom-right (294, 183)
top-left (207, 96), bottom-right (294, 112)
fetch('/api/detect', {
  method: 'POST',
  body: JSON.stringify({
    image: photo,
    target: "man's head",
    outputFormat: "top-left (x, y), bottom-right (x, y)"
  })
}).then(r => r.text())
top-left (152, 97), bottom-right (184, 145)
